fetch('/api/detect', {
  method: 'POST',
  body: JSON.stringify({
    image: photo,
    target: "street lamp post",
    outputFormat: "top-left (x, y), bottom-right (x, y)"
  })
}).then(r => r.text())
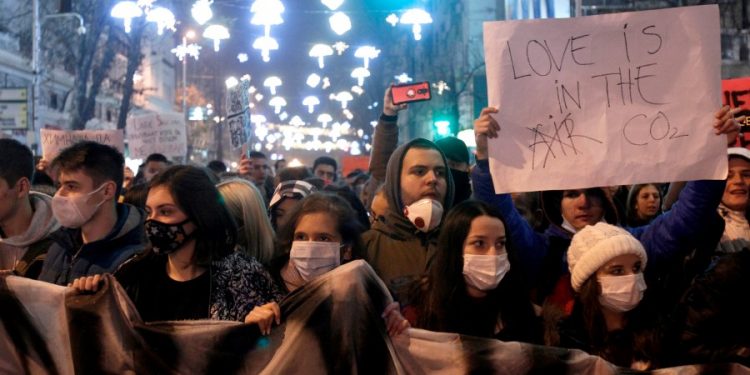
top-left (31, 0), bottom-right (85, 148)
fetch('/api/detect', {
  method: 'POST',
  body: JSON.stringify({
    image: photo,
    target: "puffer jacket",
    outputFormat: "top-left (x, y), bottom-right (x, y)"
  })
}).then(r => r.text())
top-left (38, 203), bottom-right (147, 285)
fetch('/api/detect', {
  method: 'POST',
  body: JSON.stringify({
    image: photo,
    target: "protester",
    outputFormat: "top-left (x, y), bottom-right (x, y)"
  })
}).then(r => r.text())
top-left (549, 223), bottom-right (660, 370)
top-left (407, 200), bottom-right (539, 342)
top-left (0, 139), bottom-right (59, 278)
top-left (471, 106), bottom-right (737, 311)
top-left (31, 156), bottom-right (56, 187)
top-left (142, 153), bottom-right (170, 183)
top-left (268, 180), bottom-right (316, 231)
top-left (274, 159), bottom-right (287, 174)
top-left (123, 167), bottom-right (135, 191)
top-left (269, 193), bottom-right (364, 293)
top-left (218, 178), bottom-right (276, 265)
top-left (121, 182), bottom-right (148, 211)
top-left (368, 184), bottom-right (387, 226)
top-left (239, 151), bottom-right (272, 203)
top-left (665, 248), bottom-right (750, 367)
top-left (435, 137), bottom-right (473, 204)
top-left (323, 184), bottom-right (371, 230)
top-left (251, 192), bottom-right (408, 336)
top-left (206, 160), bottom-right (228, 177)
top-left (38, 142), bottom-right (147, 285)
top-left (275, 166), bottom-right (312, 187)
top-left (716, 147), bottom-right (750, 253)
top-left (312, 156), bottom-right (337, 186)
top-left (363, 137), bottom-right (454, 298)
top-left (71, 165), bottom-right (283, 323)
top-left (626, 184), bottom-right (662, 227)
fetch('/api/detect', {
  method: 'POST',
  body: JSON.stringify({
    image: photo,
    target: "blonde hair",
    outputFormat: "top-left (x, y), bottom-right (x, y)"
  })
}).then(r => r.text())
top-left (217, 178), bottom-right (276, 265)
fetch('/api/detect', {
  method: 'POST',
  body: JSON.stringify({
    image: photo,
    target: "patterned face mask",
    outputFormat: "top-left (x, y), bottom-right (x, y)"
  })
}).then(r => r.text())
top-left (145, 219), bottom-right (194, 254)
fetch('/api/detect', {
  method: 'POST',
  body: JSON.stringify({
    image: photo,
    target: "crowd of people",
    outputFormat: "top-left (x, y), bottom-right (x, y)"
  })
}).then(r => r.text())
top-left (1, 86), bottom-right (749, 370)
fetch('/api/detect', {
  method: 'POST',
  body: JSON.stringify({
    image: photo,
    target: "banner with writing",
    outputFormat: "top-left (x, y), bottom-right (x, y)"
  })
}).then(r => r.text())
top-left (40, 128), bottom-right (125, 161)
top-left (126, 113), bottom-right (187, 159)
top-left (483, 5), bottom-right (724, 193)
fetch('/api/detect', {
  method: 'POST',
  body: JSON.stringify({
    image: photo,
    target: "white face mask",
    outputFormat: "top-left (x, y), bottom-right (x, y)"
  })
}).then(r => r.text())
top-left (403, 198), bottom-right (443, 232)
top-left (463, 253), bottom-right (511, 291)
top-left (289, 241), bottom-right (342, 282)
top-left (597, 273), bottom-right (647, 312)
top-left (51, 184), bottom-right (108, 229)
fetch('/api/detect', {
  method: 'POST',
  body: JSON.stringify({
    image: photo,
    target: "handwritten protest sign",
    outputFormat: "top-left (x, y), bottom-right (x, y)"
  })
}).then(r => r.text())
top-left (483, 5), bottom-right (724, 193)
top-left (126, 113), bottom-right (187, 159)
top-left (40, 128), bottom-right (124, 161)
top-left (226, 76), bottom-right (252, 149)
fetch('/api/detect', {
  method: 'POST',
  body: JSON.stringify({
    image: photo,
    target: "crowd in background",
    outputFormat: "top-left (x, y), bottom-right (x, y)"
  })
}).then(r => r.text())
top-left (1, 86), bottom-right (748, 371)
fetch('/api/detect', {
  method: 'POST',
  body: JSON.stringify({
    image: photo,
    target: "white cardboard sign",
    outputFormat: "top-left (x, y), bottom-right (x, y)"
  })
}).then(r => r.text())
top-left (40, 128), bottom-right (125, 161)
top-left (126, 113), bottom-right (187, 159)
top-left (483, 5), bottom-right (725, 193)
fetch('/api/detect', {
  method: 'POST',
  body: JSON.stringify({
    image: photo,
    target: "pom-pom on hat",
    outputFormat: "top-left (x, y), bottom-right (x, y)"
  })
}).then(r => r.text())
top-left (567, 222), bottom-right (647, 292)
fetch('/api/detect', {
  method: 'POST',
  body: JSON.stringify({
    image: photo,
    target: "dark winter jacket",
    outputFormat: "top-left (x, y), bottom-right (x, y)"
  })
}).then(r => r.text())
top-left (665, 249), bottom-right (750, 367)
top-left (363, 138), bottom-right (454, 298)
top-left (115, 249), bottom-right (284, 322)
top-left (38, 203), bottom-right (147, 285)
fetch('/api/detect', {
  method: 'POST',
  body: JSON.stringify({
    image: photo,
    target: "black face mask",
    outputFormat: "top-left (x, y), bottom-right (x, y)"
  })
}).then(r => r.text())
top-left (145, 219), bottom-right (194, 254)
top-left (451, 169), bottom-right (472, 204)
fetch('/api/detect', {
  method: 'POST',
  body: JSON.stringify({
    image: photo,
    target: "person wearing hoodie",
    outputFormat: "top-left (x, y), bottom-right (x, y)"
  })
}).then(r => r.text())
top-left (363, 137), bottom-right (454, 299)
top-left (471, 106), bottom-right (737, 311)
top-left (38, 141), bottom-right (147, 285)
top-left (0, 139), bottom-right (60, 278)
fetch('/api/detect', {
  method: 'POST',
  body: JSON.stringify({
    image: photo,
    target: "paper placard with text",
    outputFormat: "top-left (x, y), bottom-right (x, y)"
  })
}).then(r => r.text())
top-left (40, 128), bottom-right (124, 161)
top-left (126, 113), bottom-right (187, 159)
top-left (483, 5), bottom-right (724, 193)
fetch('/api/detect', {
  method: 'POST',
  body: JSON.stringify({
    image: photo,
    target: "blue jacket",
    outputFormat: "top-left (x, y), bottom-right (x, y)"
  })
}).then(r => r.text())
top-left (38, 203), bottom-right (147, 285)
top-left (471, 159), bottom-right (726, 285)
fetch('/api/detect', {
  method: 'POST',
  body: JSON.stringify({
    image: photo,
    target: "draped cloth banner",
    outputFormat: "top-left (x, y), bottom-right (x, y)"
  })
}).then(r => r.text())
top-left (483, 5), bottom-right (725, 193)
top-left (1, 263), bottom-right (748, 374)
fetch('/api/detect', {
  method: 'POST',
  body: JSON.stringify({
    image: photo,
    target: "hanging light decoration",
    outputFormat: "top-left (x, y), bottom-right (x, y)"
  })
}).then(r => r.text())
top-left (203, 24), bottom-right (230, 51)
top-left (237, 53), bottom-right (249, 63)
top-left (303, 96), bottom-right (320, 113)
top-left (309, 44), bottom-right (334, 69)
top-left (268, 96), bottom-right (287, 114)
top-left (350, 67), bottom-right (370, 86)
top-left (332, 41), bottom-right (349, 55)
top-left (354, 46), bottom-right (380, 69)
top-left (171, 43), bottom-right (201, 61)
top-left (191, 0), bottom-right (213, 25)
top-left (111, 1), bottom-right (143, 33)
top-left (250, 0), bottom-right (285, 37)
top-left (306, 73), bottom-right (321, 88)
top-left (253, 36), bottom-right (279, 62)
top-left (321, 0), bottom-right (344, 11)
top-left (334, 91), bottom-right (353, 109)
top-left (328, 12), bottom-right (351, 35)
top-left (400, 9), bottom-right (433, 41)
top-left (263, 76), bottom-right (282, 95)
top-left (433, 80), bottom-right (451, 95)
top-left (317, 113), bottom-right (333, 128)
top-left (145, 7), bottom-right (176, 35)
top-left (385, 13), bottom-right (399, 27)
top-left (394, 73), bottom-right (413, 83)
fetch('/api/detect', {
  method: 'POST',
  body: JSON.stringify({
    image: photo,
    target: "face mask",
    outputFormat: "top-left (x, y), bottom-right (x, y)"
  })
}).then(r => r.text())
top-left (145, 219), bottom-right (194, 254)
top-left (51, 184), bottom-right (108, 228)
top-left (451, 169), bottom-right (472, 204)
top-left (289, 241), bottom-right (342, 282)
top-left (463, 253), bottom-right (511, 291)
top-left (597, 273), bottom-right (647, 313)
top-left (403, 198), bottom-right (443, 232)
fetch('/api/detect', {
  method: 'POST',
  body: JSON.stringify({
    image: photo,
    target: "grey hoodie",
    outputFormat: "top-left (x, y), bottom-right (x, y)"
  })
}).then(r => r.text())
top-left (0, 192), bottom-right (60, 270)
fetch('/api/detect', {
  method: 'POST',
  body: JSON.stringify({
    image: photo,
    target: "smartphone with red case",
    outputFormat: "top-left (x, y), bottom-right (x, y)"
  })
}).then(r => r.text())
top-left (391, 81), bottom-right (431, 105)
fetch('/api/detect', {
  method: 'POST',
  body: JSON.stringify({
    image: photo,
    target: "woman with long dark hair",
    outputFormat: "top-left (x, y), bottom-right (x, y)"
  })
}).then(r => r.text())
top-left (548, 222), bottom-right (661, 370)
top-left (71, 165), bottom-right (283, 323)
top-left (407, 200), bottom-right (539, 342)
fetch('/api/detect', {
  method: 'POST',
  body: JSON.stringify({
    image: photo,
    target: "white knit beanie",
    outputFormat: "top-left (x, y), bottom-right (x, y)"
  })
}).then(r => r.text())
top-left (567, 222), bottom-right (647, 292)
